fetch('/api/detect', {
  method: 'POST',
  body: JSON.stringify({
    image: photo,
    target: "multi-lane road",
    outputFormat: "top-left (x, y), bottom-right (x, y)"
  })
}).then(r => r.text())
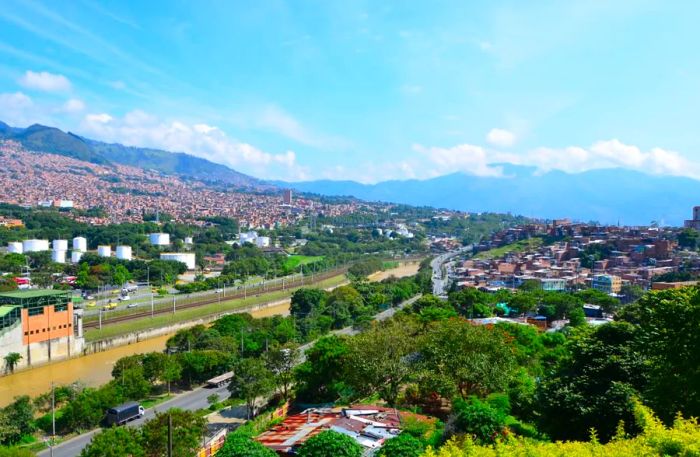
top-left (38, 383), bottom-right (232, 457)
top-left (431, 245), bottom-right (472, 297)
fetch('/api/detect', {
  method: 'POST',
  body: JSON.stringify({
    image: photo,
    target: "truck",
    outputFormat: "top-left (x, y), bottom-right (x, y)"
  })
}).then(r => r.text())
top-left (105, 402), bottom-right (145, 426)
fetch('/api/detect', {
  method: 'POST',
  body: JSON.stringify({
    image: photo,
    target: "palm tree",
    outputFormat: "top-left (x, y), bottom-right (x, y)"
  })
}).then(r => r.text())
top-left (3, 352), bottom-right (22, 374)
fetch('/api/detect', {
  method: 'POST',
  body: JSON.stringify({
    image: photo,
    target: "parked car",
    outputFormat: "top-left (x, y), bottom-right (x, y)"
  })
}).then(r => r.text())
top-left (126, 303), bottom-right (138, 309)
top-left (118, 295), bottom-right (131, 301)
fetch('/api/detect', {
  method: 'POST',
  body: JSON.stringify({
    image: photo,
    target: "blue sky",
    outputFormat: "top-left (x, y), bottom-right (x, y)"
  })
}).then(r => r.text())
top-left (2, 0), bottom-right (700, 182)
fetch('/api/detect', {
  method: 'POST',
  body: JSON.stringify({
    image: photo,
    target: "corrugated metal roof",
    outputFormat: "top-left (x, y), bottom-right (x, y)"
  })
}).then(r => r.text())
top-left (0, 305), bottom-right (19, 318)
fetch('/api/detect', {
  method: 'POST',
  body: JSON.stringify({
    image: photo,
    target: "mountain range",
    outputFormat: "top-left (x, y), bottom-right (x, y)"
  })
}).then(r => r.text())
top-left (1, 120), bottom-right (696, 226)
top-left (0, 121), bottom-right (262, 188)
top-left (281, 164), bottom-right (697, 226)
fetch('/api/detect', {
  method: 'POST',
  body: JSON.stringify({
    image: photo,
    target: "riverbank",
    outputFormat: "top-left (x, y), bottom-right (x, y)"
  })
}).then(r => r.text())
top-left (0, 260), bottom-right (423, 406)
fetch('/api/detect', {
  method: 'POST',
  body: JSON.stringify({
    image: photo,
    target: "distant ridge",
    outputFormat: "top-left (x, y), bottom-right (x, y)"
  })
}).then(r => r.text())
top-left (0, 121), bottom-right (265, 189)
top-left (280, 169), bottom-right (700, 226)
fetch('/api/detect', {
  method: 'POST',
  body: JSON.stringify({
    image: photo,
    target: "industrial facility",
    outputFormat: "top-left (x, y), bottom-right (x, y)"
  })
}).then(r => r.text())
top-left (149, 233), bottom-right (170, 246)
top-left (0, 290), bottom-right (84, 370)
top-left (160, 252), bottom-right (196, 270)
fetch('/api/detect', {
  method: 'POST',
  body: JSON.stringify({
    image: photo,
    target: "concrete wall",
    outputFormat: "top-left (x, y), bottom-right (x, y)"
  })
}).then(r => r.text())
top-left (0, 322), bottom-right (84, 372)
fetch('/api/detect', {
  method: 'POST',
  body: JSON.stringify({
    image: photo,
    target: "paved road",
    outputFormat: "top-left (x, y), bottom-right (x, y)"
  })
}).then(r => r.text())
top-left (40, 293), bottom-right (421, 457)
top-left (38, 384), bottom-right (230, 457)
top-left (431, 246), bottom-right (472, 297)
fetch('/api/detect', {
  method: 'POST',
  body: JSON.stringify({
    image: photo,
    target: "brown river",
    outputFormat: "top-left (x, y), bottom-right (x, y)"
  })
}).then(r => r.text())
top-left (0, 261), bottom-right (419, 406)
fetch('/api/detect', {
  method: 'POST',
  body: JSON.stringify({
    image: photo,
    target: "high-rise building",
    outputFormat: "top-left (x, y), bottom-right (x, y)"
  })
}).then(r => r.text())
top-left (685, 206), bottom-right (700, 230)
top-left (283, 189), bottom-right (293, 205)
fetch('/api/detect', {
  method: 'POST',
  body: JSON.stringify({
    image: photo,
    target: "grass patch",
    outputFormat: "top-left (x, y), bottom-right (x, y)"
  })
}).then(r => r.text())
top-left (474, 238), bottom-right (544, 260)
top-left (85, 274), bottom-right (348, 342)
top-left (283, 255), bottom-right (324, 270)
top-left (382, 260), bottom-right (400, 270)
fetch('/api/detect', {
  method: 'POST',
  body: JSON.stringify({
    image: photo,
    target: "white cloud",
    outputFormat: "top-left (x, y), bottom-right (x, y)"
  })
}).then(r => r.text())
top-left (62, 98), bottom-right (85, 113)
top-left (486, 128), bottom-right (516, 147)
top-left (18, 70), bottom-right (71, 92)
top-left (407, 138), bottom-right (700, 182)
top-left (85, 113), bottom-right (113, 124)
top-left (79, 110), bottom-right (307, 180)
top-left (0, 92), bottom-right (35, 125)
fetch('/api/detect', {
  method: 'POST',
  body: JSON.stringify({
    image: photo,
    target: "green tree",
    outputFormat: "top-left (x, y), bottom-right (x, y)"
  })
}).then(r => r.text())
top-left (567, 306), bottom-right (586, 327)
top-left (0, 409), bottom-right (20, 445)
top-left (265, 343), bottom-right (300, 401)
top-left (2, 396), bottom-right (35, 443)
top-left (418, 319), bottom-right (516, 399)
top-left (294, 335), bottom-right (350, 403)
top-left (619, 287), bottom-right (700, 422)
top-left (162, 357), bottom-right (182, 394)
top-left (80, 427), bottom-right (145, 457)
top-left (346, 318), bottom-right (418, 405)
top-left (297, 430), bottom-right (362, 457)
top-left (141, 409), bottom-right (207, 457)
top-left (452, 397), bottom-right (507, 444)
top-left (112, 264), bottom-right (131, 286)
top-left (378, 433), bottom-right (425, 457)
top-left (535, 323), bottom-right (647, 442)
top-left (218, 434), bottom-right (276, 457)
top-left (228, 358), bottom-right (274, 419)
top-left (678, 228), bottom-right (699, 250)
top-left (3, 352), bottom-right (22, 374)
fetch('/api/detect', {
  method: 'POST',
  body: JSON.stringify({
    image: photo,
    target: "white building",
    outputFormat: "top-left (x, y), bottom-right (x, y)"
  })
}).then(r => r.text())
top-left (184, 236), bottom-right (193, 245)
top-left (71, 251), bottom-right (84, 263)
top-left (73, 237), bottom-right (87, 252)
top-left (7, 242), bottom-right (23, 254)
top-left (52, 239), bottom-right (68, 251)
top-left (57, 200), bottom-right (74, 209)
top-left (23, 239), bottom-right (50, 252)
top-left (97, 245), bottom-right (112, 257)
top-left (238, 231), bottom-right (258, 245)
top-left (160, 252), bottom-right (196, 270)
top-left (52, 250), bottom-right (66, 264)
top-left (149, 233), bottom-right (171, 246)
top-left (255, 236), bottom-right (271, 248)
top-left (116, 245), bottom-right (132, 261)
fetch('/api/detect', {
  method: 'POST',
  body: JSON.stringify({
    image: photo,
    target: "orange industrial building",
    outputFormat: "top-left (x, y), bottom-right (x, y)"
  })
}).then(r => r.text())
top-left (0, 290), bottom-right (84, 370)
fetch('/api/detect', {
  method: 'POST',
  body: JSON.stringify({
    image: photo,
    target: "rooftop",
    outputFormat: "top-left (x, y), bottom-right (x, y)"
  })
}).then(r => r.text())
top-left (0, 290), bottom-right (72, 299)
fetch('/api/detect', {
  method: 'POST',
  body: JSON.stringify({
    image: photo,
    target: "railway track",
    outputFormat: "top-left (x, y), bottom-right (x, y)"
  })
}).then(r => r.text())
top-left (83, 267), bottom-right (348, 329)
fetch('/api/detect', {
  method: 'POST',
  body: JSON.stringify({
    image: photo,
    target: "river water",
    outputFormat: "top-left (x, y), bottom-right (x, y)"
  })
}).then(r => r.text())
top-left (0, 261), bottom-right (420, 406)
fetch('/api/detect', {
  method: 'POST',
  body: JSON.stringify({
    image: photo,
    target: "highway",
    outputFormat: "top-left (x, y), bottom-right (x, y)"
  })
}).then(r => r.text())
top-left (431, 245), bottom-right (472, 297)
top-left (38, 294), bottom-right (422, 457)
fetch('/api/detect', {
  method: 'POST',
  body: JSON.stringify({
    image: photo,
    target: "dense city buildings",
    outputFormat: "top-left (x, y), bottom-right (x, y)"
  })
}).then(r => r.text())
top-left (0, 141), bottom-right (364, 228)
top-left (455, 219), bottom-right (695, 293)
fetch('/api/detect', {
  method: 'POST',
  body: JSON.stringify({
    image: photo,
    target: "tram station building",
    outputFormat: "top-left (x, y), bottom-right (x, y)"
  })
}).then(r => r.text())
top-left (0, 290), bottom-right (84, 372)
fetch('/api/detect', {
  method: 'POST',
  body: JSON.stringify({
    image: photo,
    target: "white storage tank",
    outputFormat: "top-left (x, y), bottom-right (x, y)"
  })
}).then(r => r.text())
top-left (116, 245), bottom-right (132, 261)
top-left (52, 250), bottom-right (66, 264)
top-left (149, 233), bottom-right (170, 246)
top-left (160, 252), bottom-right (196, 270)
top-left (73, 237), bottom-right (87, 252)
top-left (7, 242), bottom-right (23, 254)
top-left (97, 245), bottom-right (111, 257)
top-left (23, 239), bottom-right (50, 252)
top-left (53, 239), bottom-right (68, 251)
top-left (184, 236), bottom-right (193, 245)
top-left (71, 251), bottom-right (84, 263)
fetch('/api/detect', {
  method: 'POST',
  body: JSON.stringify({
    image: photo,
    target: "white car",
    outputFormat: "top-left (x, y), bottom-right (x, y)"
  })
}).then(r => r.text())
top-left (126, 303), bottom-right (138, 308)
top-left (118, 295), bottom-right (131, 301)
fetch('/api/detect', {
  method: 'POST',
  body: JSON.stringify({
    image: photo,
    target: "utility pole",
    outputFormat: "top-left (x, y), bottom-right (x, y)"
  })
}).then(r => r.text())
top-left (172, 296), bottom-right (176, 314)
